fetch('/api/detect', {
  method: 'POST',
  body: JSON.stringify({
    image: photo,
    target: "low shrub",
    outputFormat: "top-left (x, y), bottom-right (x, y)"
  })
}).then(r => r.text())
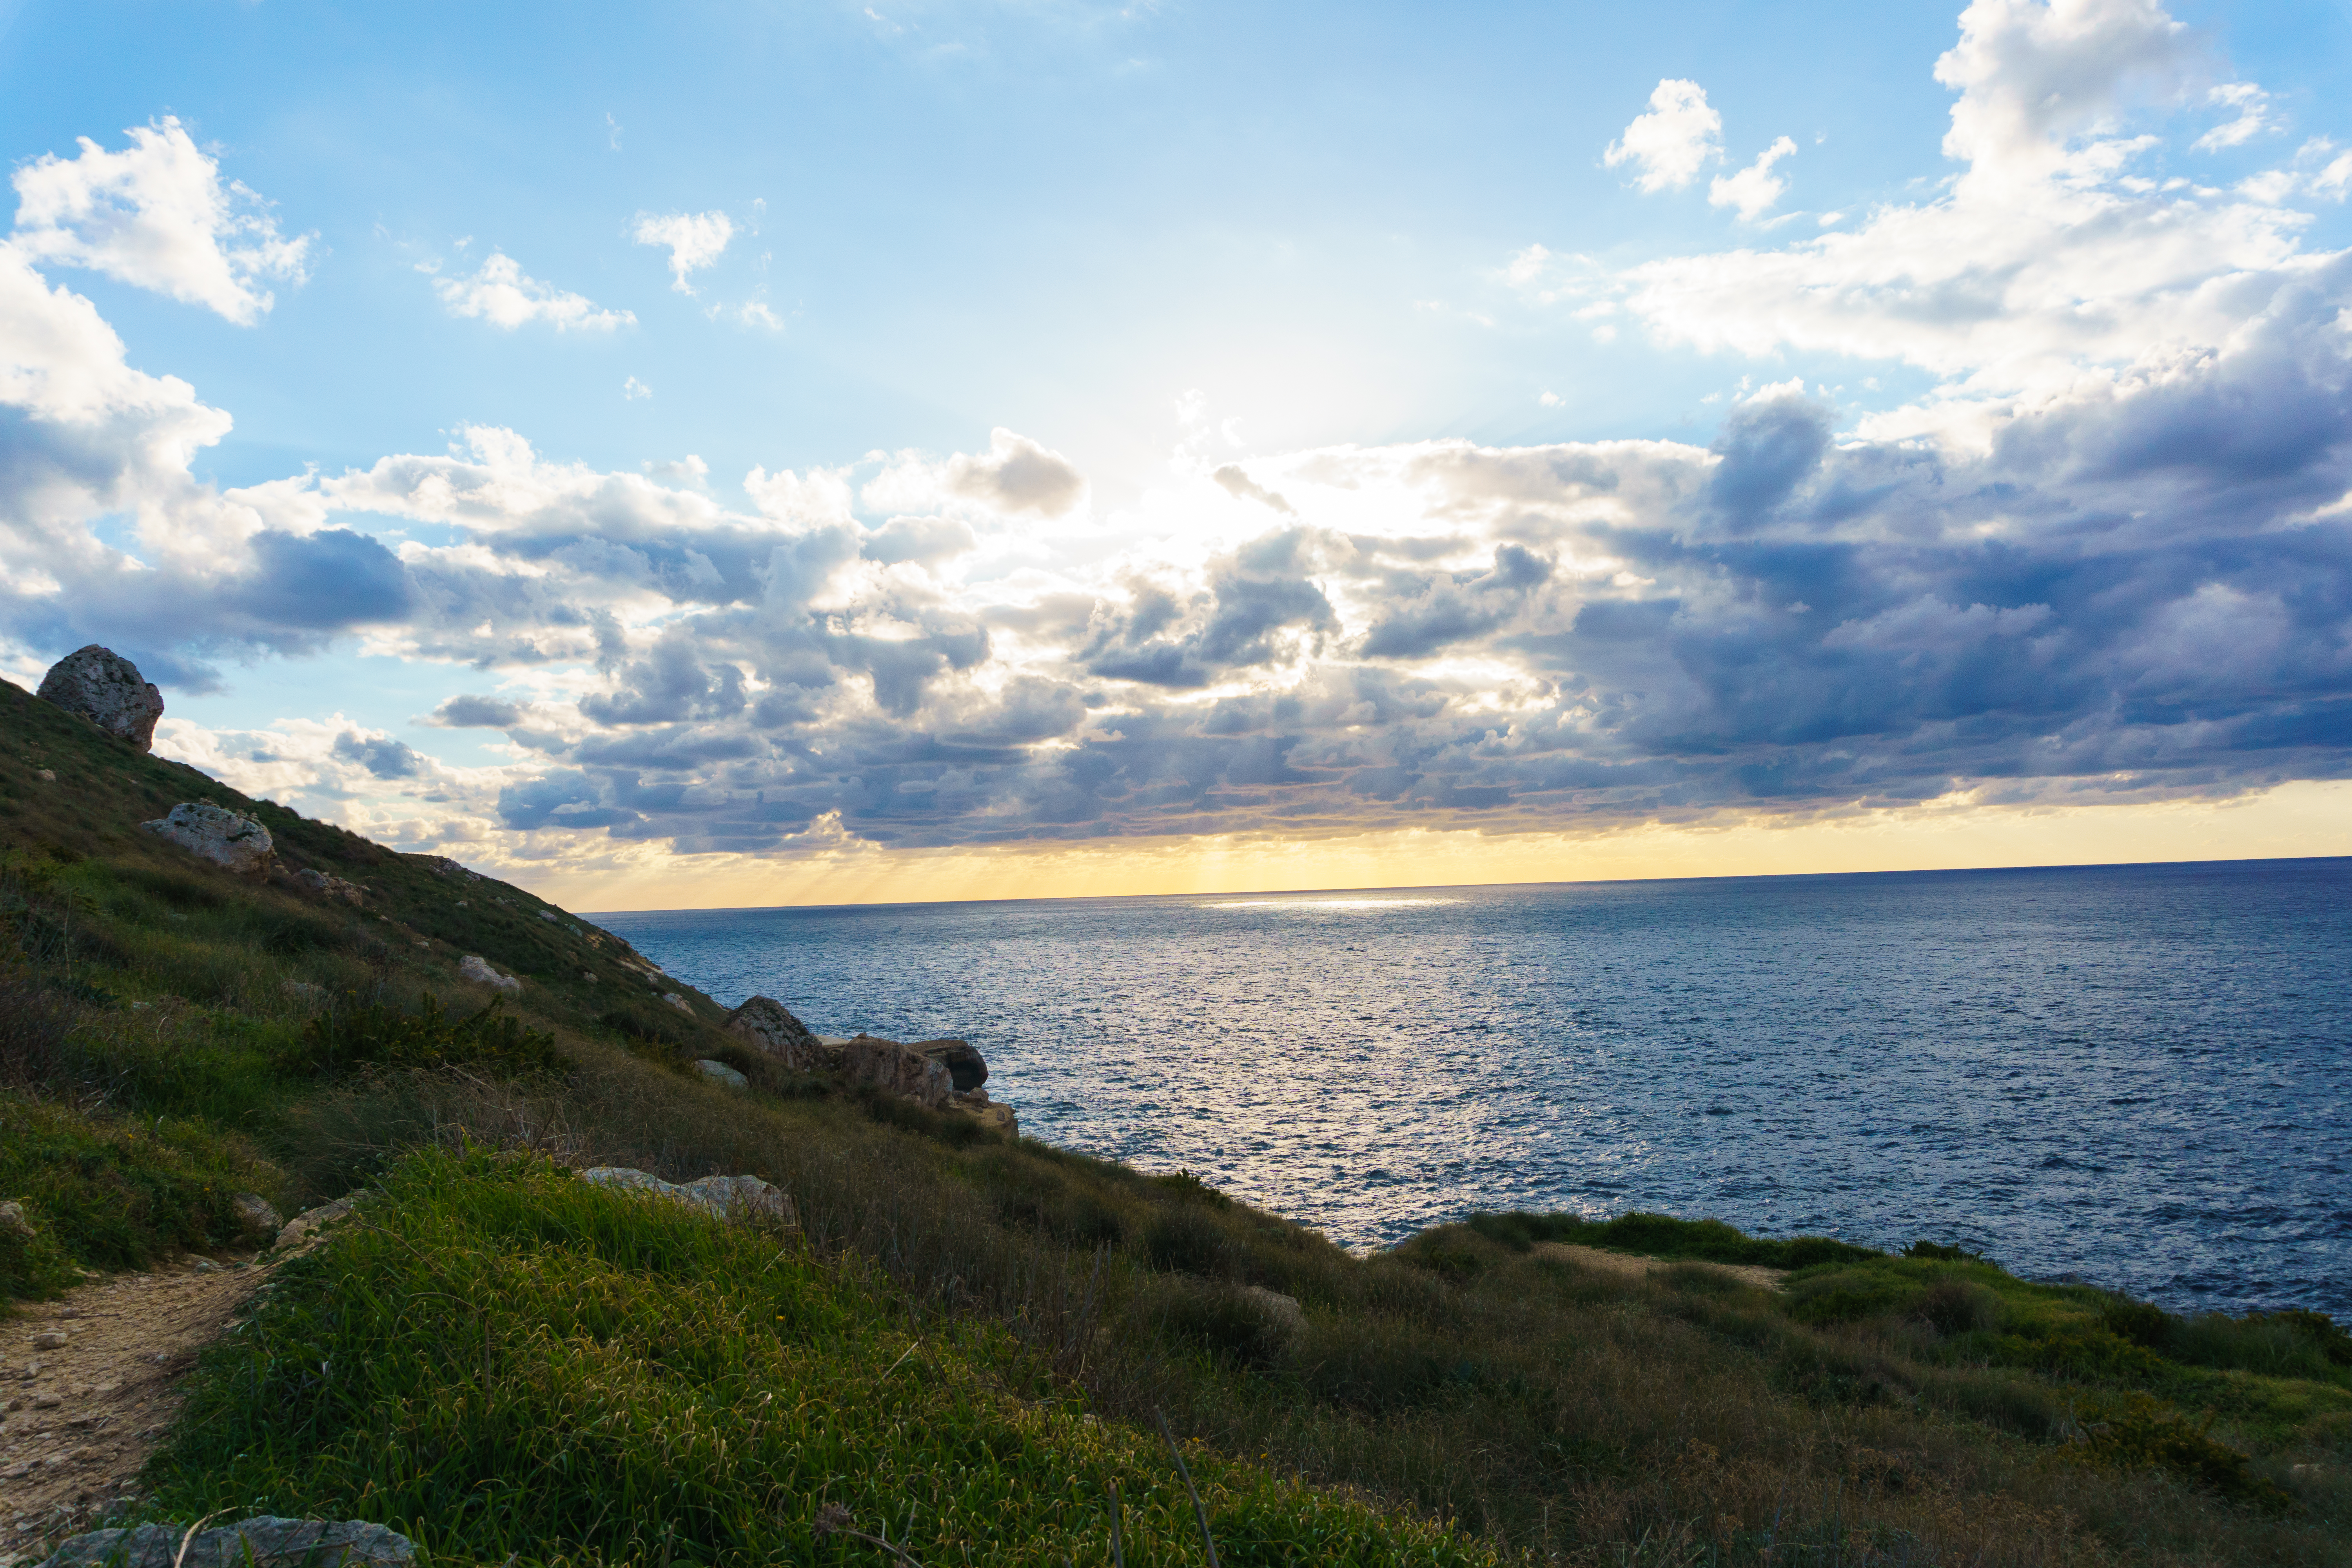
top-left (1141, 1204), bottom-right (1232, 1277)
top-left (2071, 1393), bottom-right (2290, 1506)
top-left (281, 993), bottom-right (567, 1078)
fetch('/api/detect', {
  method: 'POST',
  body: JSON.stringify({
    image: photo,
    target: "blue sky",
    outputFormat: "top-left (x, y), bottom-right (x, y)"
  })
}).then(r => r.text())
top-left (5, 0), bottom-right (2352, 904)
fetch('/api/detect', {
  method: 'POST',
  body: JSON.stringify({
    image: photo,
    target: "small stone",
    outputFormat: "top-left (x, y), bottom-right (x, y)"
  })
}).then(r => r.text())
top-left (693, 1059), bottom-right (749, 1090)
top-left (232, 1193), bottom-right (284, 1237)
top-left (139, 801), bottom-right (274, 875)
top-left (458, 955), bottom-right (522, 995)
top-left (35, 768), bottom-right (54, 782)
top-left (274, 1198), bottom-right (354, 1253)
top-left (0, 1201), bottom-right (31, 1239)
top-left (411, 940), bottom-right (429, 949)
top-left (31, 1392), bottom-right (60, 1408)
top-left (29, 1333), bottom-right (65, 1351)
top-left (38, 1516), bottom-right (417, 1567)
top-left (293, 868), bottom-right (364, 905)
top-left (578, 1167), bottom-right (796, 1228)
top-left (581, 970), bottom-right (597, 983)
top-left (662, 992), bottom-right (694, 1014)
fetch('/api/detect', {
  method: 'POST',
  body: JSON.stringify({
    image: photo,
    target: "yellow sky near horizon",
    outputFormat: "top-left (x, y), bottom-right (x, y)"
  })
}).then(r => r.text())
top-left (530, 779), bottom-right (2352, 915)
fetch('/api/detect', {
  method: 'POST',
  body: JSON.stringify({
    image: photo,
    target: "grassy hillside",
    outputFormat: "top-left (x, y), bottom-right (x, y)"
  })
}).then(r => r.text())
top-left (4, 673), bottom-right (2349, 1566)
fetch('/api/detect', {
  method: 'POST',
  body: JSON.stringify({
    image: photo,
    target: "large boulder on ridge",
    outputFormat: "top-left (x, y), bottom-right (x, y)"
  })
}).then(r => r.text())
top-left (140, 800), bottom-right (274, 873)
top-left (913, 1038), bottom-right (988, 1092)
top-left (37, 644), bottom-right (164, 750)
top-left (843, 1034), bottom-right (952, 1109)
top-left (724, 995), bottom-right (826, 1071)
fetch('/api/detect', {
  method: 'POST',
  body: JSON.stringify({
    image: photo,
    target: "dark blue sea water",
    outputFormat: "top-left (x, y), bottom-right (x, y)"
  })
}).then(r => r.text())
top-left (593, 858), bottom-right (2352, 1317)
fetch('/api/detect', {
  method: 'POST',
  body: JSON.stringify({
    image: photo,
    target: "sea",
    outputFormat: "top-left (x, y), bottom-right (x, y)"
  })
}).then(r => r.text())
top-left (592, 857), bottom-right (2352, 1318)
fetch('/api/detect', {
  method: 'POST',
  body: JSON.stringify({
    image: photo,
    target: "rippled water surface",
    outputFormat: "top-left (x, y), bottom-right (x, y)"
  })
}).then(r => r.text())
top-left (594, 859), bottom-right (2352, 1315)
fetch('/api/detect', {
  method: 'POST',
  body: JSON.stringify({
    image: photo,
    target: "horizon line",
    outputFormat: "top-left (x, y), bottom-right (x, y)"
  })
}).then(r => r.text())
top-left (576, 849), bottom-right (2352, 919)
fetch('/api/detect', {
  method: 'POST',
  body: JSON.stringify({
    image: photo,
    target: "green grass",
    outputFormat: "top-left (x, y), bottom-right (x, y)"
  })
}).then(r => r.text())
top-left (149, 1148), bottom-right (1495, 1568)
top-left (0, 1092), bottom-right (279, 1295)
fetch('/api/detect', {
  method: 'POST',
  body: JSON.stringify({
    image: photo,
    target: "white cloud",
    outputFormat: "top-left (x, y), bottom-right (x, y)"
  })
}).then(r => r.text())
top-left (943, 428), bottom-right (1089, 517)
top-left (1604, 80), bottom-right (1722, 194)
top-left (432, 251), bottom-right (634, 332)
top-left (7, 117), bottom-right (313, 326)
top-left (2193, 83), bottom-right (2270, 152)
top-left (1709, 136), bottom-right (1797, 220)
top-left (2311, 149), bottom-right (2352, 201)
top-left (623, 376), bottom-right (652, 400)
top-left (644, 454), bottom-right (708, 484)
top-left (1566, 0), bottom-right (2326, 412)
top-left (631, 210), bottom-right (735, 294)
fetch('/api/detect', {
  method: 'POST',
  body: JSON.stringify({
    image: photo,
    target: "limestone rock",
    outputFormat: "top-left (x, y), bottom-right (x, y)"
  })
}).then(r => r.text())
top-left (0, 1200), bottom-right (31, 1239)
top-left (36, 645), bottom-right (164, 751)
top-left (694, 1058), bottom-right (749, 1090)
top-left (913, 1037), bottom-right (989, 1092)
top-left (231, 1193), bottom-right (283, 1237)
top-left (295, 867), bottom-right (365, 904)
top-left (578, 1167), bottom-right (796, 1228)
top-left (951, 1089), bottom-right (1018, 1137)
top-left (275, 1198), bottom-right (355, 1254)
top-left (38, 1517), bottom-right (414, 1568)
top-left (1240, 1285), bottom-right (1307, 1340)
top-left (843, 1034), bottom-right (952, 1109)
top-left (724, 996), bottom-right (825, 1071)
top-left (459, 955), bottom-right (522, 994)
top-left (411, 854), bottom-right (481, 882)
top-left (661, 991), bottom-right (694, 1014)
top-left (139, 801), bottom-right (274, 874)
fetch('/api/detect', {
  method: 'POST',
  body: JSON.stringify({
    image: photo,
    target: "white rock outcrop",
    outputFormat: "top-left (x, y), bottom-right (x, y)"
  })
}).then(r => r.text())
top-left (694, 1058), bottom-right (749, 1089)
top-left (578, 1167), bottom-right (796, 1228)
top-left (458, 955), bottom-right (522, 994)
top-left (36, 645), bottom-right (164, 751)
top-left (140, 801), bottom-right (274, 874)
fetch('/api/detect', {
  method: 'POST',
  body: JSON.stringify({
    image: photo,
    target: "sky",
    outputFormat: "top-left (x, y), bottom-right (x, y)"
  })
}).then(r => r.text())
top-left (4, 0), bottom-right (2352, 909)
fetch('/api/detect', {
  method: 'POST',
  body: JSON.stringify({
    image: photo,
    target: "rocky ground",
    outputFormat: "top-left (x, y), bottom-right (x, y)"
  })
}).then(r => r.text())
top-left (0, 1258), bottom-right (266, 1566)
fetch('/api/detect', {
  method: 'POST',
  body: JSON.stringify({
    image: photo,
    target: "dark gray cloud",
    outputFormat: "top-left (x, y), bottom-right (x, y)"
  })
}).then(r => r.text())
top-left (428, 694), bottom-right (525, 728)
top-left (332, 731), bottom-right (426, 779)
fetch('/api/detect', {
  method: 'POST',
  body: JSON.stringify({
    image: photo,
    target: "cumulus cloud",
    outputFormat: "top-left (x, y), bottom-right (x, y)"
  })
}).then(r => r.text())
top-left (1709, 136), bottom-right (1796, 220)
top-left (1604, 80), bottom-right (1722, 193)
top-left (1563, 0), bottom-right (2327, 423)
top-left (430, 251), bottom-right (634, 331)
top-left (630, 210), bottom-right (734, 294)
top-left (942, 428), bottom-right (1088, 517)
top-left (2194, 83), bottom-right (2271, 152)
top-left (7, 117), bottom-right (313, 326)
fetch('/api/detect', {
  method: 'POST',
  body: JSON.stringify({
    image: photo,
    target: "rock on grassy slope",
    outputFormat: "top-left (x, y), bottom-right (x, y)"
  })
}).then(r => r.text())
top-left (4, 669), bottom-right (2351, 1566)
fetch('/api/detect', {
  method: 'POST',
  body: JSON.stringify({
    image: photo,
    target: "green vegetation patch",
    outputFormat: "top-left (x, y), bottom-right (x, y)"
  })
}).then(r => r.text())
top-left (147, 1149), bottom-right (1495, 1568)
top-left (1463, 1209), bottom-right (1878, 1269)
top-left (281, 993), bottom-right (568, 1078)
top-left (0, 1093), bottom-right (278, 1294)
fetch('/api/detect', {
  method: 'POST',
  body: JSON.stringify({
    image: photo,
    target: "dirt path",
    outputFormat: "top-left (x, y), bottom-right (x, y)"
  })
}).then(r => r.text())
top-left (1534, 1242), bottom-right (1787, 1292)
top-left (0, 1257), bottom-right (266, 1566)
